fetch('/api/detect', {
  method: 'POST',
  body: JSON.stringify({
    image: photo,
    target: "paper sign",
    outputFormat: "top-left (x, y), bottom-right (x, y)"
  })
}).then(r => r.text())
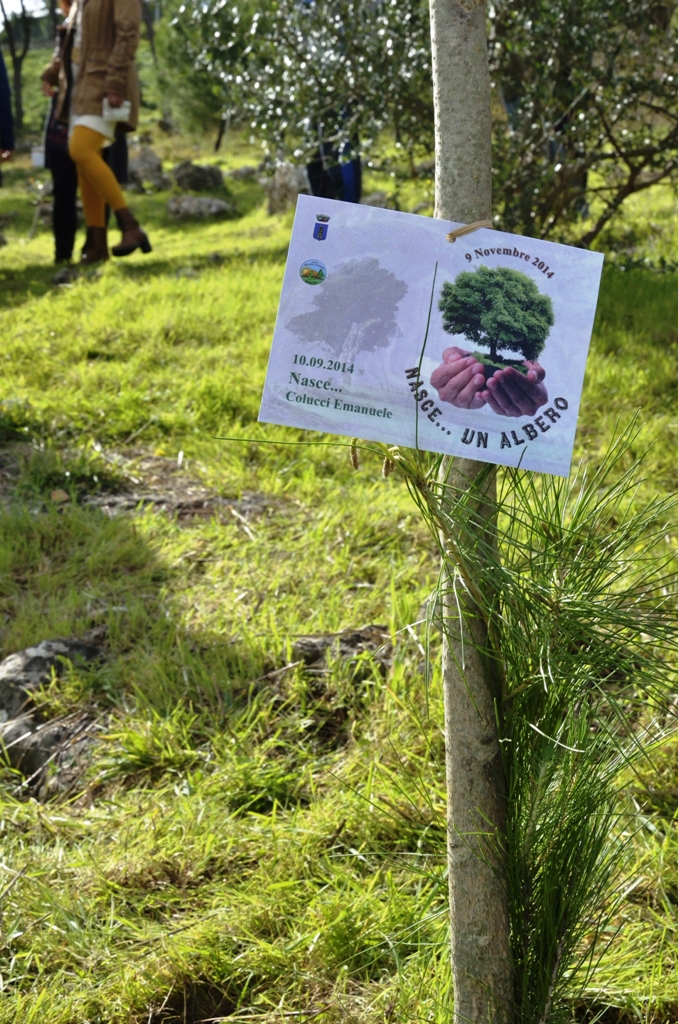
top-left (259, 195), bottom-right (604, 476)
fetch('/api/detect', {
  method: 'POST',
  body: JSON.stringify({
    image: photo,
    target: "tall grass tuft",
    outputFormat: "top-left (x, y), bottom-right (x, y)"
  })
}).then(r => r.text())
top-left (374, 421), bottom-right (678, 1021)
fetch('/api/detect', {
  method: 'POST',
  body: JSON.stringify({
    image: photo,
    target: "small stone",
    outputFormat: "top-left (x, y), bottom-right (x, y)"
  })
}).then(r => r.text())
top-left (289, 625), bottom-right (392, 675)
top-left (166, 195), bottom-right (233, 220)
top-left (261, 162), bottom-right (309, 215)
top-left (172, 160), bottom-right (224, 192)
top-left (129, 146), bottom-right (171, 191)
top-left (52, 265), bottom-right (77, 285)
top-left (175, 267), bottom-right (199, 279)
top-left (0, 636), bottom-right (105, 720)
top-left (50, 488), bottom-right (70, 503)
top-left (227, 165), bottom-right (257, 181)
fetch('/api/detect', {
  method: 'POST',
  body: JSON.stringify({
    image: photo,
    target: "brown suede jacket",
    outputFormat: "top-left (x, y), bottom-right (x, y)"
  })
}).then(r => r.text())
top-left (42, 0), bottom-right (141, 132)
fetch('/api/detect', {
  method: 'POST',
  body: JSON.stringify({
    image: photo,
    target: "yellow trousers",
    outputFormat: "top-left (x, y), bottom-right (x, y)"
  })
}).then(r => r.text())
top-left (68, 125), bottom-right (126, 229)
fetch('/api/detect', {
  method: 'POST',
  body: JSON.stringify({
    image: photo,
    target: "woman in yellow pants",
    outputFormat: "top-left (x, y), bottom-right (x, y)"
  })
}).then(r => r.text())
top-left (42, 0), bottom-right (151, 264)
top-left (68, 123), bottom-right (150, 261)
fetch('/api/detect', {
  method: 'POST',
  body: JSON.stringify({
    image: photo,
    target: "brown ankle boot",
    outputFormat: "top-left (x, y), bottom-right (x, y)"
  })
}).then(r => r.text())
top-left (80, 227), bottom-right (109, 264)
top-left (80, 227), bottom-right (92, 261)
top-left (112, 207), bottom-right (152, 257)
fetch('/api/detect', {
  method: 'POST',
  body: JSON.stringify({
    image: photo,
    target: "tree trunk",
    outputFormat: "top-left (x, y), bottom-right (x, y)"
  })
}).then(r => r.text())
top-left (48, 0), bottom-right (57, 41)
top-left (141, 0), bottom-right (157, 63)
top-left (0, 0), bottom-right (30, 134)
top-left (428, 1), bottom-right (513, 1022)
top-left (12, 62), bottom-right (23, 133)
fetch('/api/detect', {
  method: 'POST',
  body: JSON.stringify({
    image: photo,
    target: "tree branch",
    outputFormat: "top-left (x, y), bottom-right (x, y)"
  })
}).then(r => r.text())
top-left (18, 0), bottom-right (30, 62)
top-left (577, 161), bottom-right (676, 248)
top-left (0, 0), bottom-right (16, 63)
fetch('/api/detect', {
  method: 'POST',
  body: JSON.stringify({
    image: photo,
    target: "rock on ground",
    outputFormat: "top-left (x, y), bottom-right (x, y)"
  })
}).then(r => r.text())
top-left (0, 635), bottom-right (104, 720)
top-left (166, 195), bottom-right (233, 219)
top-left (157, 117), bottom-right (177, 135)
top-left (172, 160), bottom-right (224, 191)
top-left (290, 625), bottom-right (392, 676)
top-left (227, 165), bottom-right (257, 181)
top-left (129, 146), bottom-right (171, 191)
top-left (2, 712), bottom-right (95, 792)
top-left (0, 631), bottom-right (106, 795)
top-left (261, 163), bottom-right (310, 215)
top-left (52, 265), bottom-right (78, 285)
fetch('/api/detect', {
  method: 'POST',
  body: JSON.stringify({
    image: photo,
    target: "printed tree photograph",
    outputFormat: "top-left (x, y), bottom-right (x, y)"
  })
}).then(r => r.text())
top-left (439, 266), bottom-right (555, 376)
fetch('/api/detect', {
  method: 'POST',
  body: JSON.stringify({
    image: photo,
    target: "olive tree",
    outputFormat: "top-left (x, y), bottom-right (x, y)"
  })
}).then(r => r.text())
top-left (162, 0), bottom-right (433, 164)
top-left (490, 0), bottom-right (678, 243)
top-left (165, 0), bottom-right (678, 244)
top-left (155, 0), bottom-right (262, 135)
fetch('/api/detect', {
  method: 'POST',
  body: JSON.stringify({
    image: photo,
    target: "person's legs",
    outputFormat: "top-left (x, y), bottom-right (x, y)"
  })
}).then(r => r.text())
top-left (69, 125), bottom-right (151, 258)
top-left (77, 165), bottom-right (109, 263)
top-left (103, 133), bottom-right (129, 227)
top-left (69, 126), bottom-right (116, 263)
top-left (110, 206), bottom-right (152, 257)
top-left (77, 166), bottom-right (106, 227)
top-left (103, 132), bottom-right (128, 186)
top-left (49, 146), bottom-right (78, 262)
top-left (67, 126), bottom-right (150, 260)
top-left (69, 126), bottom-right (126, 214)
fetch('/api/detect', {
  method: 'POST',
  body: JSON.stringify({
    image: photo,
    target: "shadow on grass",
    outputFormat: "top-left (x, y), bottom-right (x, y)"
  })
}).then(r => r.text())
top-left (112, 240), bottom-right (290, 281)
top-left (0, 262), bottom-right (61, 309)
top-left (0, 236), bottom-right (288, 313)
top-left (0, 442), bottom-right (269, 749)
top-left (0, 168), bottom-right (276, 308)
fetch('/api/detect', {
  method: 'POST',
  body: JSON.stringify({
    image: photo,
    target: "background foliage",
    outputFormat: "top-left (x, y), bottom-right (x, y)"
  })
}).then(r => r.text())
top-left (489, 0), bottom-right (678, 243)
top-left (157, 0), bottom-right (433, 164)
top-left (158, 0), bottom-right (678, 245)
top-left (5, 0), bottom-right (677, 243)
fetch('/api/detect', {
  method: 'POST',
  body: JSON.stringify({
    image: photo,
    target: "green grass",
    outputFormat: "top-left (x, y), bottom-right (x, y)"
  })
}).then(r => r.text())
top-left (0, 131), bottom-right (678, 1022)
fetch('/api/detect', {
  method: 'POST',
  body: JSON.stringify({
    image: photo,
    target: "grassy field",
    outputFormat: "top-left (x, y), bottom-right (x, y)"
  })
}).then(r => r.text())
top-left (0, 131), bottom-right (678, 1024)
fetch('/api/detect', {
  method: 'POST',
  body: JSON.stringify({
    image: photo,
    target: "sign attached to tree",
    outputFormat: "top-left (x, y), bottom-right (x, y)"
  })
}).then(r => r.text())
top-left (259, 196), bottom-right (603, 476)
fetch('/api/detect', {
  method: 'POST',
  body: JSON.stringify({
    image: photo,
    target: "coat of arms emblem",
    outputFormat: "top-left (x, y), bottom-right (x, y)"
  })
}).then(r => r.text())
top-left (313, 214), bottom-right (331, 241)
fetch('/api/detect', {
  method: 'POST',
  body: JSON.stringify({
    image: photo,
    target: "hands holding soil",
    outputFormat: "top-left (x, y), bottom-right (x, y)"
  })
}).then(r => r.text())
top-left (430, 346), bottom-right (548, 417)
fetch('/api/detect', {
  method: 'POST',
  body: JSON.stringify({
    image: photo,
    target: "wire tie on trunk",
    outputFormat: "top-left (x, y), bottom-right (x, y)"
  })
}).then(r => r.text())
top-left (446, 219), bottom-right (493, 242)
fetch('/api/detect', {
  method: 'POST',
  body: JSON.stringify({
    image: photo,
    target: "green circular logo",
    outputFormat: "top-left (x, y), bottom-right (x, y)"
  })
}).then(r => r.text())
top-left (300, 259), bottom-right (327, 285)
